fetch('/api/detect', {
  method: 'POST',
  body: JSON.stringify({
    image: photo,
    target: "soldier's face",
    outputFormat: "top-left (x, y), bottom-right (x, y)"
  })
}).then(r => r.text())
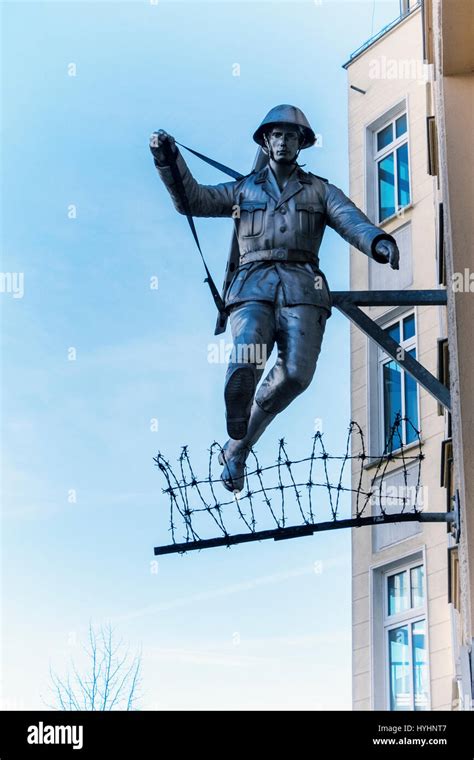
top-left (266, 126), bottom-right (300, 163)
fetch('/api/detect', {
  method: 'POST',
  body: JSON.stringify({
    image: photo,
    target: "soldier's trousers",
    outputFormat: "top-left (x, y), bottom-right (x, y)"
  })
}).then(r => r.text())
top-left (224, 283), bottom-right (328, 416)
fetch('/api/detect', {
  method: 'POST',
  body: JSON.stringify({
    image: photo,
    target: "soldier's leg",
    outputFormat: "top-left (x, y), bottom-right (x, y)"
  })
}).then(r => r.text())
top-left (255, 302), bottom-right (328, 415)
top-left (220, 301), bottom-right (328, 492)
top-left (224, 300), bottom-right (276, 440)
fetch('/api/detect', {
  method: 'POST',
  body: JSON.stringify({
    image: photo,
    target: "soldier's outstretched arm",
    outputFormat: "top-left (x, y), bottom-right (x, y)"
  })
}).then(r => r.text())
top-left (324, 181), bottom-right (399, 268)
top-left (150, 130), bottom-right (236, 217)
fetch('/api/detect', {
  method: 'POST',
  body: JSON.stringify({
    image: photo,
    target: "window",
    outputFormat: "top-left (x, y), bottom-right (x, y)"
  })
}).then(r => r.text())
top-left (384, 562), bottom-right (429, 711)
top-left (371, 551), bottom-right (430, 710)
top-left (379, 312), bottom-right (419, 450)
top-left (437, 337), bottom-right (449, 417)
top-left (437, 202), bottom-right (446, 286)
top-left (426, 116), bottom-right (439, 176)
top-left (375, 113), bottom-right (411, 223)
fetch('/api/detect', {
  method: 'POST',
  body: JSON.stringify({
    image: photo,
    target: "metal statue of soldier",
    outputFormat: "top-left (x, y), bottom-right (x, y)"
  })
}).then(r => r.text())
top-left (150, 105), bottom-right (400, 492)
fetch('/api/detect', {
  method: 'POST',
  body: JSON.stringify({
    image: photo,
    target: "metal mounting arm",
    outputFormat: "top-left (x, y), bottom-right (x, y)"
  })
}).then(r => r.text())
top-left (331, 290), bottom-right (451, 412)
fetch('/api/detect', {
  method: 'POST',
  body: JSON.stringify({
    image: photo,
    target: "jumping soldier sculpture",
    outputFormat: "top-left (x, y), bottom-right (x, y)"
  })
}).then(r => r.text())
top-left (150, 105), bottom-right (399, 492)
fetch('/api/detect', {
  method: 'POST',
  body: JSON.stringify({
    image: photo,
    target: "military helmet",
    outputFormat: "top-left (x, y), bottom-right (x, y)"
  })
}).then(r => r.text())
top-left (253, 104), bottom-right (316, 149)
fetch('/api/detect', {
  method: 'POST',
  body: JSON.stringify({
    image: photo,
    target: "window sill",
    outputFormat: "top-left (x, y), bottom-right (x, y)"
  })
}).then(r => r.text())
top-left (363, 437), bottom-right (423, 472)
top-left (377, 203), bottom-right (414, 229)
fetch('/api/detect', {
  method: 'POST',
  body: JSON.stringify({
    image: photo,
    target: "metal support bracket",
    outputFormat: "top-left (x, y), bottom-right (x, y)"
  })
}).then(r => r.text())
top-left (331, 289), bottom-right (451, 412)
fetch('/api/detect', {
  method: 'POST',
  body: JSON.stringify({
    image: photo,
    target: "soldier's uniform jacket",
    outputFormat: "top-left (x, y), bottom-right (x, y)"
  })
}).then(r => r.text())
top-left (155, 150), bottom-right (395, 317)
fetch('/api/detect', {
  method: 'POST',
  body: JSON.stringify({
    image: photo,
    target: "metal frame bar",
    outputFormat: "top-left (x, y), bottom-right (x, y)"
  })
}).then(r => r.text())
top-left (331, 289), bottom-right (451, 411)
top-left (154, 511), bottom-right (454, 556)
top-left (331, 290), bottom-right (447, 307)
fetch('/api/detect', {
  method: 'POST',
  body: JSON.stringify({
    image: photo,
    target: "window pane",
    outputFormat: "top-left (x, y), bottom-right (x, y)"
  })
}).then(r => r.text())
top-left (378, 153), bottom-right (395, 221)
top-left (383, 360), bottom-right (402, 448)
top-left (395, 114), bottom-right (407, 137)
top-left (403, 314), bottom-right (415, 341)
top-left (388, 571), bottom-right (409, 615)
top-left (412, 620), bottom-right (429, 710)
top-left (385, 322), bottom-right (400, 343)
top-left (410, 565), bottom-right (425, 607)
top-left (377, 123), bottom-right (393, 151)
top-left (397, 142), bottom-right (410, 208)
top-left (389, 626), bottom-right (411, 710)
top-left (404, 348), bottom-right (418, 443)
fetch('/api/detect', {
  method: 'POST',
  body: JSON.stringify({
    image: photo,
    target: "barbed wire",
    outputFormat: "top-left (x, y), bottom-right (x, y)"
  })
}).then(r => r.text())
top-left (153, 413), bottom-right (424, 552)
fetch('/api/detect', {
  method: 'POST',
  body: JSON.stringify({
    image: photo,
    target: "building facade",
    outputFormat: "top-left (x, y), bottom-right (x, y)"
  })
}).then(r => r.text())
top-left (343, 0), bottom-right (472, 711)
top-left (425, 0), bottom-right (474, 711)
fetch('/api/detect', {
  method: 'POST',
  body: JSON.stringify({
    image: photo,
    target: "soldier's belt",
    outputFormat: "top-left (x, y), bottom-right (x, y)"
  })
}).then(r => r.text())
top-left (239, 249), bottom-right (315, 265)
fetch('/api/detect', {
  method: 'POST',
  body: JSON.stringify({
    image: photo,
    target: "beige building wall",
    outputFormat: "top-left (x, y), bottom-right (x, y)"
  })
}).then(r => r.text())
top-left (428, 0), bottom-right (474, 708)
top-left (344, 6), bottom-right (454, 710)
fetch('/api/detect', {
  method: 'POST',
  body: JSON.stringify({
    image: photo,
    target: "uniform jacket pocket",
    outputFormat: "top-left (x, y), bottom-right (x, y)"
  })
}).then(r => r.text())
top-left (295, 202), bottom-right (325, 237)
top-left (239, 200), bottom-right (267, 238)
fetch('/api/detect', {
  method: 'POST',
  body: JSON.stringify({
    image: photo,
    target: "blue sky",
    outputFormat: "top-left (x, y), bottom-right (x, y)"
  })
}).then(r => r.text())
top-left (2, 0), bottom-right (399, 710)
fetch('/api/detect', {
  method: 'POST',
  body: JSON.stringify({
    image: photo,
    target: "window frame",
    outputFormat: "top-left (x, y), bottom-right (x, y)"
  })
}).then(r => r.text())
top-left (382, 560), bottom-right (430, 711)
top-left (364, 98), bottom-right (412, 226)
top-left (384, 561), bottom-right (426, 623)
top-left (377, 310), bottom-right (420, 452)
top-left (370, 549), bottom-right (431, 711)
top-left (374, 112), bottom-right (411, 224)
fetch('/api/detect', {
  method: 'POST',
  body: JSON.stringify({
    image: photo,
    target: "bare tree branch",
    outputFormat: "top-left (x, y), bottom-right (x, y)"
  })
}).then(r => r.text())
top-left (48, 623), bottom-right (142, 711)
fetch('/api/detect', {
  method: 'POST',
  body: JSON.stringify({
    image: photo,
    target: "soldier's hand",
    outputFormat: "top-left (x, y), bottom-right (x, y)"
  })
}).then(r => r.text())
top-left (375, 239), bottom-right (400, 270)
top-left (149, 130), bottom-right (177, 164)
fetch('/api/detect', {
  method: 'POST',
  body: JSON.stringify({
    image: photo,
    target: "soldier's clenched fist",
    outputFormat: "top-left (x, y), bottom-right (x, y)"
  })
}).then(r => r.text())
top-left (149, 130), bottom-right (177, 165)
top-left (374, 239), bottom-right (400, 270)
